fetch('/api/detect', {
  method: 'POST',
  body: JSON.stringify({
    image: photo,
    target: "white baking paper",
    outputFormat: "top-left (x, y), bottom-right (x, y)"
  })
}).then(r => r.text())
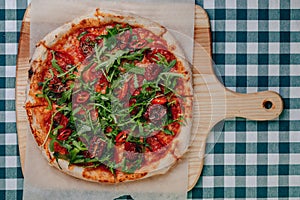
top-left (24, 0), bottom-right (195, 199)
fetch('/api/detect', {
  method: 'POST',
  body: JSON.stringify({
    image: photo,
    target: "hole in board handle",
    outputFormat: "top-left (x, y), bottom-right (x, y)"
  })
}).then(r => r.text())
top-left (263, 100), bottom-right (273, 110)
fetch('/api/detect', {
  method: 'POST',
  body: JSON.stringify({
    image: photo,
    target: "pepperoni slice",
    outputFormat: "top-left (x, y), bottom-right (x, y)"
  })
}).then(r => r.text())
top-left (128, 75), bottom-right (144, 94)
top-left (75, 91), bottom-right (90, 104)
top-left (116, 82), bottom-right (128, 100)
top-left (144, 104), bottom-right (167, 124)
top-left (90, 109), bottom-right (99, 122)
top-left (144, 63), bottom-right (162, 81)
top-left (130, 39), bottom-right (148, 50)
top-left (88, 136), bottom-right (106, 159)
top-left (117, 31), bottom-right (131, 49)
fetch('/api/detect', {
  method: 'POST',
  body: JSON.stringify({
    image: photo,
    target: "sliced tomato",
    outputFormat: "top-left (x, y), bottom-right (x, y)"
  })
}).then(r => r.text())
top-left (94, 74), bottom-right (109, 94)
top-left (146, 49), bottom-right (176, 63)
top-left (154, 131), bottom-right (174, 146)
top-left (49, 76), bottom-right (64, 93)
top-left (105, 126), bottom-right (113, 133)
top-left (146, 136), bottom-right (163, 152)
top-left (171, 104), bottom-right (182, 120)
top-left (131, 86), bottom-right (142, 97)
top-left (53, 142), bottom-right (68, 155)
top-left (151, 96), bottom-right (167, 105)
top-left (166, 122), bottom-right (181, 136)
top-left (129, 98), bottom-right (137, 107)
top-left (124, 142), bottom-right (139, 161)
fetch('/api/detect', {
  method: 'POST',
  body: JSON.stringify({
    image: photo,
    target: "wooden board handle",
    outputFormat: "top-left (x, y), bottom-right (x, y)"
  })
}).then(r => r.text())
top-left (225, 90), bottom-right (284, 121)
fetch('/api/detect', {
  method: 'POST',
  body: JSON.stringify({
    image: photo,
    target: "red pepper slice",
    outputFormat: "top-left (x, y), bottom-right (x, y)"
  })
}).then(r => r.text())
top-left (115, 130), bottom-right (129, 144)
top-left (57, 129), bottom-right (72, 141)
top-left (53, 112), bottom-right (69, 129)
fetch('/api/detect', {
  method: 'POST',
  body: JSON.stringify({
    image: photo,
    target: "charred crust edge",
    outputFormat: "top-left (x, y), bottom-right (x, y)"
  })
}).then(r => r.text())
top-left (28, 67), bottom-right (34, 79)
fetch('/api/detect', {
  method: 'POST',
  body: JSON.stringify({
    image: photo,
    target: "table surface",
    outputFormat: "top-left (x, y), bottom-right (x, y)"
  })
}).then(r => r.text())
top-left (1, 0), bottom-right (300, 199)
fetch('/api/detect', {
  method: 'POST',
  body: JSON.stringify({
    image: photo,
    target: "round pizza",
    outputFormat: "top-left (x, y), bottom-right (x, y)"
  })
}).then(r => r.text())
top-left (25, 9), bottom-right (193, 183)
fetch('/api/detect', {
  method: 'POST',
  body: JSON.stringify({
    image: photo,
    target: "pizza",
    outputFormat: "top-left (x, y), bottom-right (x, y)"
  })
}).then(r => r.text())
top-left (25, 8), bottom-right (193, 183)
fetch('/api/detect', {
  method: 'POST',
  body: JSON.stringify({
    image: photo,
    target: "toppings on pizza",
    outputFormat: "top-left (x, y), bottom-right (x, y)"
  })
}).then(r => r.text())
top-left (26, 10), bottom-right (192, 183)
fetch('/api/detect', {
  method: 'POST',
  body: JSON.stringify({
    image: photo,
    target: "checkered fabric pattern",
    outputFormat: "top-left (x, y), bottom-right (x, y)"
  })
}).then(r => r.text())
top-left (0, 0), bottom-right (28, 199)
top-left (0, 0), bottom-right (299, 199)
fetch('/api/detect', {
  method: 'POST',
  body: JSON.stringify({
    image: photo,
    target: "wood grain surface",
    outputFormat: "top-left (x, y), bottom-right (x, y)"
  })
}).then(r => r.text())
top-left (16, 5), bottom-right (283, 191)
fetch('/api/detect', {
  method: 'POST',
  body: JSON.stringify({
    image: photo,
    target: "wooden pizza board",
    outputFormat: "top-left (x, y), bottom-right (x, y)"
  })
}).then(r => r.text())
top-left (16, 5), bottom-right (283, 191)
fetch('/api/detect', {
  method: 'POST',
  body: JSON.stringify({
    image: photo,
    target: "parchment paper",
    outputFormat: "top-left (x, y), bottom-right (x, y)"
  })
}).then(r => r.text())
top-left (23, 0), bottom-right (195, 199)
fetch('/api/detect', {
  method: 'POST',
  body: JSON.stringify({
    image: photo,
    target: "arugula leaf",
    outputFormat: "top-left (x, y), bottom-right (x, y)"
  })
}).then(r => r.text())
top-left (95, 50), bottom-right (129, 71)
top-left (122, 63), bottom-right (145, 75)
top-left (146, 38), bottom-right (154, 43)
top-left (153, 53), bottom-right (177, 71)
top-left (72, 140), bottom-right (87, 151)
top-left (56, 83), bottom-right (74, 105)
top-left (51, 51), bottom-right (64, 74)
top-left (57, 64), bottom-right (77, 78)
top-left (164, 129), bottom-right (174, 135)
top-left (77, 31), bottom-right (88, 40)
top-left (97, 24), bottom-right (132, 50)
top-left (69, 148), bottom-right (81, 161)
top-left (120, 48), bottom-right (148, 61)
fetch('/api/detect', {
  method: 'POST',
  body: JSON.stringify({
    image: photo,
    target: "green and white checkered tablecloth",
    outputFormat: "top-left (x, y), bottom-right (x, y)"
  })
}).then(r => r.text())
top-left (1, 0), bottom-right (300, 199)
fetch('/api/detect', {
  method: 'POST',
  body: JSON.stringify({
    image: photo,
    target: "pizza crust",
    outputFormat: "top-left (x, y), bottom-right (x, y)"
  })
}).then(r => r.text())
top-left (26, 8), bottom-right (193, 183)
